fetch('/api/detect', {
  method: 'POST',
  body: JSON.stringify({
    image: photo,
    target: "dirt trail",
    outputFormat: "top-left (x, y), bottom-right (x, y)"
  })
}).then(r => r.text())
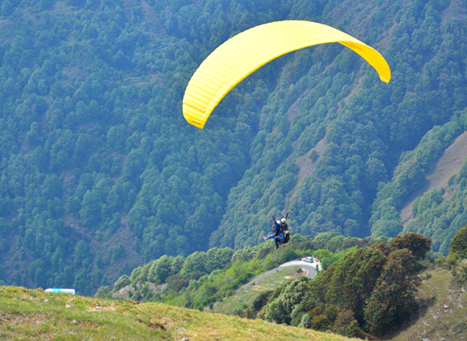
top-left (400, 131), bottom-right (467, 226)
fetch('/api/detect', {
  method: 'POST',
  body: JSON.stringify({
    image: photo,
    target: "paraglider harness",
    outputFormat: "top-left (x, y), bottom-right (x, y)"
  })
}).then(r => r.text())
top-left (282, 223), bottom-right (290, 244)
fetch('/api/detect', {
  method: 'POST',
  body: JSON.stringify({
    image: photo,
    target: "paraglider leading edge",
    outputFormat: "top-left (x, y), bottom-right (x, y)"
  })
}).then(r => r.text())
top-left (182, 20), bottom-right (391, 129)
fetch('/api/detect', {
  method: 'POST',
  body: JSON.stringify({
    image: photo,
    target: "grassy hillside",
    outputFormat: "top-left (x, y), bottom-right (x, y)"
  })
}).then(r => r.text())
top-left (0, 285), bottom-right (357, 341)
top-left (387, 265), bottom-right (467, 341)
top-left (211, 265), bottom-right (304, 316)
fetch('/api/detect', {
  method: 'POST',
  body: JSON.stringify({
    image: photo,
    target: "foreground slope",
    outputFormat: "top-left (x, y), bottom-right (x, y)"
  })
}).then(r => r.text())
top-left (387, 265), bottom-right (467, 341)
top-left (0, 286), bottom-right (357, 341)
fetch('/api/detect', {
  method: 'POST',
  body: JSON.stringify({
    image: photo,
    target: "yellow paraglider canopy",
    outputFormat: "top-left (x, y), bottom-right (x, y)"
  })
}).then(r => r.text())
top-left (183, 20), bottom-right (391, 129)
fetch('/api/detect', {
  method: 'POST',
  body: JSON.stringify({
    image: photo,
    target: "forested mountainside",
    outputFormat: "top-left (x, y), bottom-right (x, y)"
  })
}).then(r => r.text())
top-left (1, 0), bottom-right (467, 295)
top-left (214, 0), bottom-right (467, 249)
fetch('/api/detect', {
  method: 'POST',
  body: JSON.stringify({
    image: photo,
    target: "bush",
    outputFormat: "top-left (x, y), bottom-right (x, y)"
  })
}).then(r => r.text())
top-left (113, 275), bottom-right (131, 292)
top-left (449, 225), bottom-right (467, 259)
top-left (331, 310), bottom-right (364, 338)
top-left (95, 286), bottom-right (112, 298)
top-left (251, 290), bottom-right (272, 315)
top-left (298, 313), bottom-right (311, 328)
top-left (390, 232), bottom-right (432, 259)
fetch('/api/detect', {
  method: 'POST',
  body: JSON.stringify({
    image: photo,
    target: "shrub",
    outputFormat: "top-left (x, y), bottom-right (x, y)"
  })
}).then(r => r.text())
top-left (449, 225), bottom-right (467, 259)
top-left (390, 232), bottom-right (432, 259)
top-left (113, 275), bottom-right (131, 292)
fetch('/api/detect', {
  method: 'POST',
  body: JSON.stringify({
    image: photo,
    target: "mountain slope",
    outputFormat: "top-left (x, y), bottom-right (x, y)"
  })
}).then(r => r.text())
top-left (0, 285), bottom-right (357, 341)
top-left (0, 0), bottom-right (467, 296)
top-left (213, 0), bottom-right (467, 250)
top-left (388, 265), bottom-right (467, 341)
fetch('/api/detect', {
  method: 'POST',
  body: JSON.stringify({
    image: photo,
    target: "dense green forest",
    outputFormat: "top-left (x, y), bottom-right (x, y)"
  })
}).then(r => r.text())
top-left (0, 0), bottom-right (467, 295)
top-left (214, 0), bottom-right (467, 249)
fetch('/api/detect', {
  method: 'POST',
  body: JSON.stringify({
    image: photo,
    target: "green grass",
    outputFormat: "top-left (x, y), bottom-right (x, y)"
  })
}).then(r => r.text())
top-left (0, 285), bottom-right (358, 341)
top-left (212, 266), bottom-right (301, 315)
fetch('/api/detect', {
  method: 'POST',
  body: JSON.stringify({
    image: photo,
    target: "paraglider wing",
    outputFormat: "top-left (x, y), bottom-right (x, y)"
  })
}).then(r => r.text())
top-left (183, 20), bottom-right (391, 129)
